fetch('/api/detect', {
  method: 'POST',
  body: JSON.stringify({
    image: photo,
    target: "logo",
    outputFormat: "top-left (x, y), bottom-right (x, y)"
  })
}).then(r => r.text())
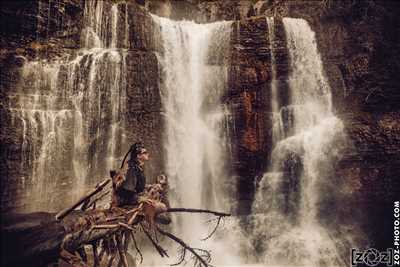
top-left (351, 248), bottom-right (394, 266)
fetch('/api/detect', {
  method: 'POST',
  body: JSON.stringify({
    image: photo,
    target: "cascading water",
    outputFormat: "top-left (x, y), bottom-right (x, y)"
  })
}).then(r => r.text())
top-left (9, 1), bottom-right (129, 211)
top-left (267, 17), bottom-right (284, 145)
top-left (152, 15), bottom-right (244, 265)
top-left (5, 0), bottom-right (362, 264)
top-left (251, 18), bottom-right (351, 266)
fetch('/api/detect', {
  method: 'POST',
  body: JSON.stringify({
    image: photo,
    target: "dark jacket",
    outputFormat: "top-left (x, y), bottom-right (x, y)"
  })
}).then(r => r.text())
top-left (121, 160), bottom-right (146, 193)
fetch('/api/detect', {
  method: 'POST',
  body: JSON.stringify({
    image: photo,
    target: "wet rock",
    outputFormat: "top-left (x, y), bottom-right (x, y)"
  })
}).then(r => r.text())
top-left (1, 0), bottom-right (399, 251)
top-left (0, 0), bottom-right (162, 212)
top-left (214, 0), bottom-right (400, 249)
top-left (1, 0), bottom-right (84, 60)
top-left (225, 17), bottom-right (272, 214)
top-left (125, 51), bottom-right (163, 178)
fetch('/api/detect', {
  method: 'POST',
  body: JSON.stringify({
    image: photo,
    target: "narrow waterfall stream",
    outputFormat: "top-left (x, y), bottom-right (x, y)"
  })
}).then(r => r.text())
top-left (9, 1), bottom-right (129, 211)
top-left (266, 17), bottom-right (284, 145)
top-left (251, 18), bottom-right (352, 266)
top-left (152, 15), bottom-right (246, 266)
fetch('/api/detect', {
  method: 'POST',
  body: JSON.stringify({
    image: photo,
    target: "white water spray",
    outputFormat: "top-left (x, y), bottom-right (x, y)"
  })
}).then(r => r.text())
top-left (152, 15), bottom-right (245, 266)
top-left (9, 1), bottom-right (129, 211)
top-left (252, 18), bottom-right (349, 266)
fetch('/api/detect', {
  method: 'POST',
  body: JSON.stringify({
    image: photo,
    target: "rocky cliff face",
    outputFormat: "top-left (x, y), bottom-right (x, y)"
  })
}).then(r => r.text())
top-left (261, 0), bottom-right (400, 250)
top-left (236, 0), bottom-right (400, 250)
top-left (1, 0), bottom-right (399, 251)
top-left (0, 0), bottom-right (163, 212)
top-left (1, 0), bottom-right (85, 211)
top-left (145, 0), bottom-right (400, 249)
top-left (225, 17), bottom-right (271, 214)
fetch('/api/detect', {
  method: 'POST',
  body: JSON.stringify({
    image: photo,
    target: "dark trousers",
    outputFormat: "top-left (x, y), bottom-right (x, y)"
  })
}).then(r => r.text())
top-left (116, 188), bottom-right (138, 206)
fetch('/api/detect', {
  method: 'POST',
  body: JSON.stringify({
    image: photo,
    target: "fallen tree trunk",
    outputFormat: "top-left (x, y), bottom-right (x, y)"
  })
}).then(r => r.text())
top-left (1, 175), bottom-right (230, 267)
top-left (1, 204), bottom-right (230, 267)
top-left (1, 211), bottom-right (65, 266)
top-left (1, 207), bottom-right (128, 266)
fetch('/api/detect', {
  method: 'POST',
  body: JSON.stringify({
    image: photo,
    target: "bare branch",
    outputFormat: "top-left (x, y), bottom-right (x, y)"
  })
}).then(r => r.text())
top-left (60, 248), bottom-right (88, 267)
top-left (116, 233), bottom-right (129, 267)
top-left (157, 226), bottom-right (211, 267)
top-left (86, 190), bottom-right (110, 209)
top-left (76, 247), bottom-right (87, 263)
top-left (171, 247), bottom-right (187, 266)
top-left (55, 178), bottom-right (111, 220)
top-left (123, 231), bottom-right (131, 253)
top-left (105, 216), bottom-right (126, 222)
top-left (81, 198), bottom-right (91, 211)
top-left (106, 235), bottom-right (117, 267)
top-left (130, 232), bottom-right (143, 264)
top-left (141, 223), bottom-right (169, 258)
top-left (192, 248), bottom-right (212, 267)
top-left (118, 222), bottom-right (135, 231)
top-left (201, 216), bottom-right (223, 241)
top-left (106, 250), bottom-right (117, 267)
top-left (91, 224), bottom-right (119, 230)
top-left (98, 240), bottom-right (106, 264)
top-left (92, 242), bottom-right (100, 267)
top-left (128, 203), bottom-right (144, 225)
top-left (161, 208), bottom-right (230, 217)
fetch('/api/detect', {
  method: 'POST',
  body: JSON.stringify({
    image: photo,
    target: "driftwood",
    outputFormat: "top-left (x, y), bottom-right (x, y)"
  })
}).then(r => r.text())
top-left (56, 178), bottom-right (111, 220)
top-left (1, 178), bottom-right (230, 267)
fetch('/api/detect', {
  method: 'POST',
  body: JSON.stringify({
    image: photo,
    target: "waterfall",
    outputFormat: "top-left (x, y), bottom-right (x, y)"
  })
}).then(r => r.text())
top-left (152, 15), bottom-right (244, 265)
top-left (4, 0), bottom-right (363, 263)
top-left (267, 17), bottom-right (284, 145)
top-left (251, 18), bottom-right (350, 266)
top-left (9, 1), bottom-right (129, 211)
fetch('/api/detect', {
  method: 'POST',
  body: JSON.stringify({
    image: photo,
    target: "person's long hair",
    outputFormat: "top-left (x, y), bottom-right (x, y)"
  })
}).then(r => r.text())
top-left (120, 142), bottom-right (145, 168)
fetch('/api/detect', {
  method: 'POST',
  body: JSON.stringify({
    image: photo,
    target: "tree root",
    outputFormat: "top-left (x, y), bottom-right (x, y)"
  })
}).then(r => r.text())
top-left (2, 178), bottom-right (230, 267)
top-left (157, 226), bottom-right (211, 267)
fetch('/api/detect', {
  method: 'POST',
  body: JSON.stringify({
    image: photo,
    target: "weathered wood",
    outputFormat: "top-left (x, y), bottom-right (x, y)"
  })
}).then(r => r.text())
top-left (1, 200), bottom-right (229, 267)
top-left (116, 233), bottom-right (129, 267)
top-left (91, 224), bottom-right (119, 230)
top-left (131, 231), bottom-right (143, 264)
top-left (157, 226), bottom-right (209, 267)
top-left (82, 190), bottom-right (110, 211)
top-left (60, 247), bottom-right (88, 266)
top-left (1, 207), bottom-right (125, 266)
top-left (160, 208), bottom-right (230, 217)
top-left (77, 246), bottom-right (88, 263)
top-left (92, 242), bottom-right (100, 267)
top-left (142, 224), bottom-right (169, 258)
top-left (0, 212), bottom-right (65, 266)
top-left (118, 222), bottom-right (135, 231)
top-left (107, 250), bottom-right (117, 267)
top-left (55, 178), bottom-right (111, 221)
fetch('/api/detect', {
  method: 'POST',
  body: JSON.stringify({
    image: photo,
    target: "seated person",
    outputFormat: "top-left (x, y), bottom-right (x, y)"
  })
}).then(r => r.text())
top-left (112, 142), bottom-right (149, 207)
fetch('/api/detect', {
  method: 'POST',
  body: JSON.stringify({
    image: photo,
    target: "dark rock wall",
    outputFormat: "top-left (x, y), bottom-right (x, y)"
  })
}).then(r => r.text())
top-left (141, 0), bottom-right (256, 23)
top-left (124, 50), bottom-right (163, 178)
top-left (225, 0), bottom-right (400, 249)
top-left (225, 17), bottom-right (271, 214)
top-left (1, 0), bottom-right (86, 212)
top-left (1, 0), bottom-right (399, 250)
top-left (224, 16), bottom-right (292, 215)
top-left (277, 0), bottom-right (400, 250)
top-left (0, 0), bottom-right (163, 212)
